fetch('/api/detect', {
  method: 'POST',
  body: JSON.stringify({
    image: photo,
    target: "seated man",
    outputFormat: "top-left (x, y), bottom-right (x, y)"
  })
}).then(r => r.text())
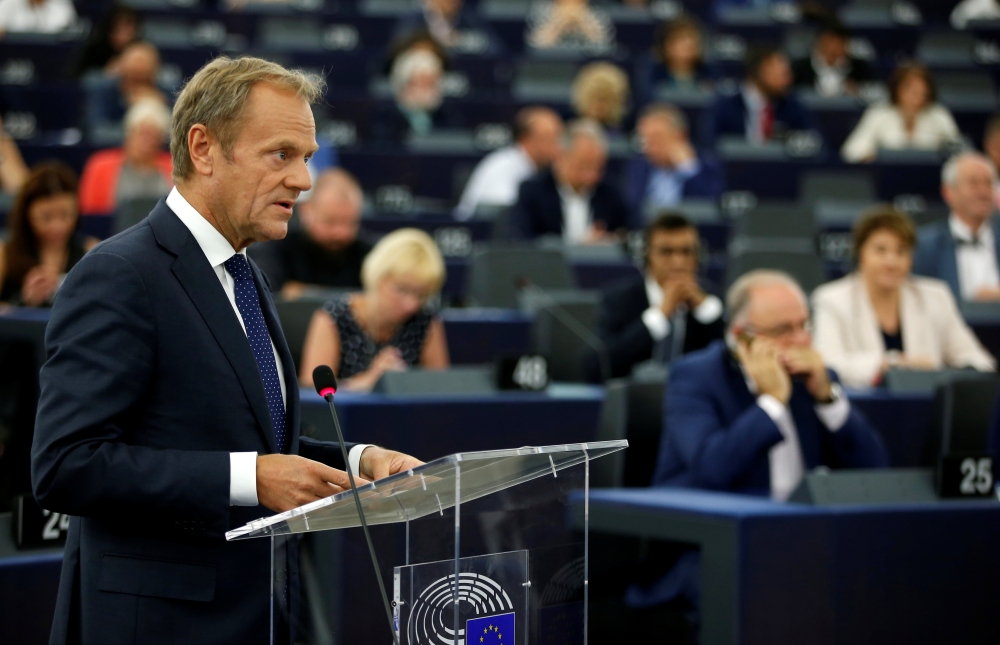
top-left (249, 168), bottom-right (373, 299)
top-left (625, 104), bottom-right (725, 223)
top-left (654, 269), bottom-right (888, 498)
top-left (702, 44), bottom-right (816, 146)
top-left (584, 212), bottom-right (724, 383)
top-left (914, 152), bottom-right (1000, 302)
top-left (510, 118), bottom-right (631, 243)
top-left (791, 19), bottom-right (873, 97)
top-left (455, 106), bottom-right (563, 220)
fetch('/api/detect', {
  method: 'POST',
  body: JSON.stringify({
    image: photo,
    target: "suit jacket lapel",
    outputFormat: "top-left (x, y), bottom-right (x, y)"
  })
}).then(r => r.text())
top-left (251, 258), bottom-right (300, 454)
top-left (942, 224), bottom-right (961, 298)
top-left (150, 203), bottom-right (278, 454)
top-left (789, 386), bottom-right (819, 469)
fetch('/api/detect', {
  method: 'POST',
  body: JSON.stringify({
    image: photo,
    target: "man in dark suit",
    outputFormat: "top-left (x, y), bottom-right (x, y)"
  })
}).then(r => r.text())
top-left (791, 19), bottom-right (874, 97)
top-left (510, 118), bottom-right (632, 242)
top-left (31, 57), bottom-right (420, 644)
top-left (702, 44), bottom-right (817, 146)
top-left (914, 152), bottom-right (1000, 302)
top-left (625, 103), bottom-right (725, 223)
top-left (584, 213), bottom-right (724, 383)
top-left (653, 269), bottom-right (888, 496)
top-left (250, 168), bottom-right (373, 299)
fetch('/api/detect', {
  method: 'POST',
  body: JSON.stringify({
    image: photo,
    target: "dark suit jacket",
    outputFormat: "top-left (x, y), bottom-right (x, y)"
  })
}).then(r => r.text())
top-left (583, 275), bottom-right (725, 383)
top-left (510, 167), bottom-right (633, 239)
top-left (701, 89), bottom-right (817, 147)
top-left (652, 341), bottom-right (888, 495)
top-left (913, 218), bottom-right (1000, 301)
top-left (31, 200), bottom-right (355, 644)
top-left (791, 56), bottom-right (875, 90)
top-left (249, 230), bottom-right (373, 291)
top-left (623, 152), bottom-right (725, 223)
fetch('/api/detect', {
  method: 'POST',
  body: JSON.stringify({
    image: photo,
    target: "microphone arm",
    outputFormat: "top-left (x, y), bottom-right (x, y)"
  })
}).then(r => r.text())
top-left (520, 281), bottom-right (612, 383)
top-left (318, 387), bottom-right (400, 645)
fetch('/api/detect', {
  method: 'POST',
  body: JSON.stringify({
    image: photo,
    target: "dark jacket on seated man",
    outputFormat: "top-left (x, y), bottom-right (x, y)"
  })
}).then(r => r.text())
top-left (703, 90), bottom-right (815, 146)
top-left (584, 275), bottom-right (725, 382)
top-left (510, 167), bottom-right (631, 239)
top-left (250, 230), bottom-right (373, 292)
top-left (624, 151), bottom-right (725, 221)
top-left (653, 341), bottom-right (888, 495)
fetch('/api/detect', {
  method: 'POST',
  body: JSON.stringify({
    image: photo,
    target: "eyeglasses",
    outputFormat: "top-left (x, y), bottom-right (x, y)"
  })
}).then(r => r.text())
top-left (744, 320), bottom-right (813, 339)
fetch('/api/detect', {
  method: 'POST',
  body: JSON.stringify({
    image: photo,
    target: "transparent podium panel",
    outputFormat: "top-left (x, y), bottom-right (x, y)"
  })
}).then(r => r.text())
top-left (226, 440), bottom-right (627, 645)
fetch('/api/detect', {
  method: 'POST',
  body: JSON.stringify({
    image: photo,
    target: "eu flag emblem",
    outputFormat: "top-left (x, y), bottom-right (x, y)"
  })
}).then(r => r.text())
top-left (466, 612), bottom-right (515, 644)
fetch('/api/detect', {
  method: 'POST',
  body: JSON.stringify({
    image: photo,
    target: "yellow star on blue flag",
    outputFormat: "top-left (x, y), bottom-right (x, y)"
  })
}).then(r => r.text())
top-left (466, 612), bottom-right (514, 644)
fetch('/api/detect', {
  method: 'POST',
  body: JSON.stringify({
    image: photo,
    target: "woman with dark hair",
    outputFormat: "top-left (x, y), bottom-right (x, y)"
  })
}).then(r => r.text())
top-left (812, 206), bottom-right (994, 387)
top-left (841, 62), bottom-right (961, 163)
top-left (72, 4), bottom-right (140, 78)
top-left (0, 162), bottom-right (98, 307)
top-left (650, 16), bottom-right (713, 91)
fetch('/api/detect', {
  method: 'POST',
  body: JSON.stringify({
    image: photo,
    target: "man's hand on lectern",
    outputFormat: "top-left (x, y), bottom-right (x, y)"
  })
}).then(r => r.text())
top-left (359, 446), bottom-right (424, 481)
top-left (256, 454), bottom-right (368, 512)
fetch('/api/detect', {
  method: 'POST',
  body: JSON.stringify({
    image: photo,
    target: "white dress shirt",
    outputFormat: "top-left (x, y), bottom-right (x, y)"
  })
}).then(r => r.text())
top-left (167, 189), bottom-right (369, 506)
top-left (641, 276), bottom-right (723, 341)
top-left (810, 52), bottom-right (851, 97)
top-left (0, 0), bottom-right (75, 32)
top-left (644, 157), bottom-right (700, 214)
top-left (558, 183), bottom-right (593, 244)
top-left (951, 214), bottom-right (1000, 301)
top-left (742, 83), bottom-right (768, 144)
top-left (741, 365), bottom-right (850, 501)
top-left (455, 144), bottom-right (536, 219)
top-left (840, 103), bottom-right (961, 163)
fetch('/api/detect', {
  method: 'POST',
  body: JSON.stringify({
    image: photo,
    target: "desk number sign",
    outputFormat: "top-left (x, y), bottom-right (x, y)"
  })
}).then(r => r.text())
top-left (12, 494), bottom-right (69, 549)
top-left (936, 455), bottom-right (995, 499)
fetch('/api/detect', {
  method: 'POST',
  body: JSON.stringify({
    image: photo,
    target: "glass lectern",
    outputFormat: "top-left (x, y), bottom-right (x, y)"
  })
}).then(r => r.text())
top-left (227, 440), bottom-right (627, 645)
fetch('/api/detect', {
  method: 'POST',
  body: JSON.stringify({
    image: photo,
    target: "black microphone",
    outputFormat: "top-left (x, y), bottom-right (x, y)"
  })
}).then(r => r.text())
top-left (518, 280), bottom-right (613, 383)
top-left (312, 366), bottom-right (399, 645)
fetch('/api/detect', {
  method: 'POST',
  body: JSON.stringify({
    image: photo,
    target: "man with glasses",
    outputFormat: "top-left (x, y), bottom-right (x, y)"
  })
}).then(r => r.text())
top-left (584, 212), bottom-right (724, 382)
top-left (652, 269), bottom-right (887, 499)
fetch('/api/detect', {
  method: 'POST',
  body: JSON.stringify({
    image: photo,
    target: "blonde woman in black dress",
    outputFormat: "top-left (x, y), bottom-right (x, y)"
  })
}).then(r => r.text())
top-left (299, 228), bottom-right (449, 391)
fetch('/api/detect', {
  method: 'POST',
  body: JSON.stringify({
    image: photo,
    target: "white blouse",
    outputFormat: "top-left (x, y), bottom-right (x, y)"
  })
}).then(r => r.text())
top-left (841, 103), bottom-right (961, 163)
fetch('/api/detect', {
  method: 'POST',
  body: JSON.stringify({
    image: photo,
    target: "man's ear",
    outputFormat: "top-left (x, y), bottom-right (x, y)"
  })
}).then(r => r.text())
top-left (187, 124), bottom-right (216, 178)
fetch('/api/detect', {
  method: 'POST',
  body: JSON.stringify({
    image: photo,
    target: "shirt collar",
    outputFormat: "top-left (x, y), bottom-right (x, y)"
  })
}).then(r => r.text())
top-left (811, 51), bottom-right (848, 75)
top-left (742, 82), bottom-right (767, 111)
top-left (557, 182), bottom-right (593, 201)
top-left (949, 213), bottom-right (992, 245)
top-left (166, 187), bottom-right (244, 268)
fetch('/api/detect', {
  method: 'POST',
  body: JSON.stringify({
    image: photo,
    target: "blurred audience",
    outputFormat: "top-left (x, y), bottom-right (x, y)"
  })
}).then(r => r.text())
top-left (914, 153), bottom-right (1000, 302)
top-left (571, 62), bottom-right (631, 134)
top-left (813, 206), bottom-right (995, 388)
top-left (455, 107), bottom-right (564, 220)
top-left (791, 20), bottom-right (873, 97)
top-left (640, 15), bottom-right (714, 102)
top-left (585, 212), bottom-right (724, 383)
top-left (653, 269), bottom-right (888, 496)
top-left (527, 0), bottom-right (614, 52)
top-left (0, 0), bottom-right (75, 35)
top-left (841, 62), bottom-right (961, 163)
top-left (373, 47), bottom-right (462, 142)
top-left (0, 114), bottom-right (29, 195)
top-left (952, 0), bottom-right (1000, 28)
top-left (510, 119), bottom-right (631, 243)
top-left (299, 228), bottom-right (449, 392)
top-left (251, 169), bottom-right (373, 299)
top-left (85, 41), bottom-right (168, 136)
top-left (393, 0), bottom-right (497, 53)
top-left (78, 98), bottom-right (172, 216)
top-left (72, 4), bottom-right (140, 78)
top-left (703, 45), bottom-right (815, 146)
top-left (0, 162), bottom-right (98, 307)
top-left (625, 103), bottom-right (725, 223)
top-left (982, 113), bottom-right (1000, 208)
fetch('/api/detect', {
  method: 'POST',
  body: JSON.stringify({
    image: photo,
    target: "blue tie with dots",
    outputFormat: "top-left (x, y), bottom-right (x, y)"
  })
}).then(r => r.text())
top-left (223, 254), bottom-right (286, 452)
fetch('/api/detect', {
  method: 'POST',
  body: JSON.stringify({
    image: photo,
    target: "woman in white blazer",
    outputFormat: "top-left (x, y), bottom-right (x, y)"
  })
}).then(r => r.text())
top-left (812, 206), bottom-right (995, 388)
top-left (841, 62), bottom-right (961, 163)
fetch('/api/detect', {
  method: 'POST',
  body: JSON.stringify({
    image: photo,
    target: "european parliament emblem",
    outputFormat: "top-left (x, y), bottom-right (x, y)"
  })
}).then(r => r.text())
top-left (466, 612), bottom-right (515, 644)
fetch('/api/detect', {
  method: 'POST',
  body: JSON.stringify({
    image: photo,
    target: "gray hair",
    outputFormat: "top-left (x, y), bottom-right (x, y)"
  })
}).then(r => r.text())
top-left (726, 269), bottom-right (806, 328)
top-left (390, 48), bottom-right (442, 96)
top-left (564, 118), bottom-right (608, 153)
top-left (941, 151), bottom-right (997, 187)
top-left (639, 102), bottom-right (689, 134)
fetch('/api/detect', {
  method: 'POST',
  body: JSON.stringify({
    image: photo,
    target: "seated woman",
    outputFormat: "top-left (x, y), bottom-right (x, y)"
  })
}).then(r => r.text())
top-left (78, 97), bottom-right (173, 217)
top-left (812, 206), bottom-right (995, 388)
top-left (642, 15), bottom-right (714, 99)
top-left (571, 61), bottom-right (631, 135)
top-left (299, 228), bottom-right (450, 392)
top-left (0, 162), bottom-right (99, 307)
top-left (841, 62), bottom-right (961, 163)
top-left (371, 46), bottom-right (463, 142)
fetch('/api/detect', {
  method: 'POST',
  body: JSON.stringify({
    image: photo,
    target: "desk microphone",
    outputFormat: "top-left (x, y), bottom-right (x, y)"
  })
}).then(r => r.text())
top-left (312, 365), bottom-right (399, 645)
